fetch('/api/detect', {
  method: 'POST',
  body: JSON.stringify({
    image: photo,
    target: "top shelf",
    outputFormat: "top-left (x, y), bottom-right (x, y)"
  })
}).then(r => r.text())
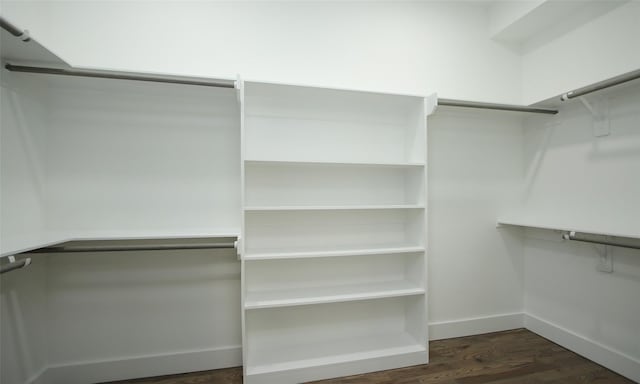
top-left (497, 218), bottom-right (640, 240)
top-left (242, 81), bottom-right (427, 165)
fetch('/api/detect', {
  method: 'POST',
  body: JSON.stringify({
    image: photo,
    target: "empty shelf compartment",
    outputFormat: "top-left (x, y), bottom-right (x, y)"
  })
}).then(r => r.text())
top-left (245, 297), bottom-right (427, 376)
top-left (244, 209), bottom-right (425, 257)
top-left (245, 252), bottom-right (425, 309)
top-left (245, 161), bottom-right (424, 207)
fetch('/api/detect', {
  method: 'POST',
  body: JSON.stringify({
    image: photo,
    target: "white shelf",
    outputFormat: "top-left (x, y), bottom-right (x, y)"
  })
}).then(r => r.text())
top-left (497, 218), bottom-right (640, 240)
top-left (0, 230), bottom-right (239, 258)
top-left (245, 281), bottom-right (424, 309)
top-left (247, 332), bottom-right (425, 376)
top-left (244, 245), bottom-right (424, 260)
top-left (244, 205), bottom-right (424, 212)
top-left (1, 237), bottom-right (71, 259)
top-left (245, 159), bottom-right (425, 168)
top-left (51, 229), bottom-right (240, 241)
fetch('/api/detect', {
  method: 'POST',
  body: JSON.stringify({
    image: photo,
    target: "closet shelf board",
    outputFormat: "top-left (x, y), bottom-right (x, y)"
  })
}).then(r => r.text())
top-left (56, 230), bottom-right (240, 241)
top-left (245, 281), bottom-right (425, 309)
top-left (244, 159), bottom-right (426, 169)
top-left (246, 332), bottom-right (426, 376)
top-left (243, 245), bottom-right (425, 260)
top-left (244, 205), bottom-right (425, 212)
top-left (497, 219), bottom-right (640, 240)
top-left (1, 230), bottom-right (239, 258)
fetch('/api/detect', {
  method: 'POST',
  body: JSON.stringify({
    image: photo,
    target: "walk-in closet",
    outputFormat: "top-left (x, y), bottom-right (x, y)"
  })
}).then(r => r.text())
top-left (1, 1), bottom-right (639, 384)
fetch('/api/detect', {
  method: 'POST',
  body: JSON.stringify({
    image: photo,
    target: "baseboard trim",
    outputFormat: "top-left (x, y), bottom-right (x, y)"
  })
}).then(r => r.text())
top-left (524, 314), bottom-right (640, 383)
top-left (28, 316), bottom-right (640, 383)
top-left (39, 345), bottom-right (241, 384)
top-left (428, 312), bottom-right (524, 340)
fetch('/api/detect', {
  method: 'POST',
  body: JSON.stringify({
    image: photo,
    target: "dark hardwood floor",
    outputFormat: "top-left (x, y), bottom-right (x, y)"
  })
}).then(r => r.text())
top-left (103, 329), bottom-right (635, 384)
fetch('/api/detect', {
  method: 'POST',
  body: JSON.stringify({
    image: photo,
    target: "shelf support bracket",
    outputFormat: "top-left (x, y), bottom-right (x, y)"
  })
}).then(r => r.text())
top-left (426, 93), bottom-right (438, 116)
top-left (595, 244), bottom-right (613, 273)
top-left (578, 95), bottom-right (610, 137)
top-left (562, 231), bottom-right (614, 273)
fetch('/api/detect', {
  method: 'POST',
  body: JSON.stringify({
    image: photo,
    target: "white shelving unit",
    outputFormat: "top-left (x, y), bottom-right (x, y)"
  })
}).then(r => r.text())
top-left (240, 80), bottom-right (429, 383)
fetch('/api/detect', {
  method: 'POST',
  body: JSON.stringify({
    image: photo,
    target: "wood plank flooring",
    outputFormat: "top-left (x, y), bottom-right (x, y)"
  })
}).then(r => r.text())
top-left (103, 329), bottom-right (635, 384)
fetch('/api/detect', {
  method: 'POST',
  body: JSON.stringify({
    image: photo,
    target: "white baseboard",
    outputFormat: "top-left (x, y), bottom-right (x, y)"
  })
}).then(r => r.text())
top-left (27, 316), bottom-right (639, 384)
top-left (35, 345), bottom-right (241, 384)
top-left (525, 314), bottom-right (640, 383)
top-left (428, 312), bottom-right (524, 341)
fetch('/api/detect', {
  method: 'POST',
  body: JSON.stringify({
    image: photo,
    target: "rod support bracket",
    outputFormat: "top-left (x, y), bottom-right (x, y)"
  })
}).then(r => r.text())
top-left (562, 231), bottom-right (614, 273)
top-left (595, 244), bottom-right (613, 273)
top-left (235, 237), bottom-right (242, 260)
top-left (18, 29), bottom-right (30, 42)
top-left (426, 93), bottom-right (438, 116)
top-left (578, 95), bottom-right (610, 137)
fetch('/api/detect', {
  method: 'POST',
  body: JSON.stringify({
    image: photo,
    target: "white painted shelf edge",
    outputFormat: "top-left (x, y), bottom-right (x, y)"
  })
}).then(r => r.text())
top-left (497, 219), bottom-right (640, 240)
top-left (244, 205), bottom-right (425, 211)
top-left (246, 332), bottom-right (426, 376)
top-left (245, 282), bottom-right (425, 309)
top-left (245, 159), bottom-right (425, 168)
top-left (0, 229), bottom-right (240, 258)
top-left (244, 245), bottom-right (425, 260)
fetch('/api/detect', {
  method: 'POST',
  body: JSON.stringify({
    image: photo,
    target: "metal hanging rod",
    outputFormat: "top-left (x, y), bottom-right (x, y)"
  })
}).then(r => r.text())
top-left (562, 231), bottom-right (640, 250)
top-left (561, 69), bottom-right (640, 101)
top-left (1, 238), bottom-right (236, 273)
top-left (24, 242), bottom-right (237, 254)
top-left (4, 64), bottom-right (236, 89)
top-left (0, 15), bottom-right (30, 41)
top-left (438, 98), bottom-right (558, 115)
top-left (0, 258), bottom-right (32, 274)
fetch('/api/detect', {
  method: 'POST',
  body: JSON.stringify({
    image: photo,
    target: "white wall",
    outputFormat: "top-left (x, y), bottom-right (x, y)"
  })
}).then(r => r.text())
top-left (45, 247), bottom-right (241, 384)
top-left (0, 67), bottom-right (48, 255)
top-left (0, 258), bottom-right (49, 384)
top-left (519, 82), bottom-right (640, 381)
top-left (1, 52), bottom-right (51, 384)
top-left (5, 0), bottom-right (638, 106)
top-left (520, 84), bottom-right (640, 237)
top-left (427, 108), bottom-right (525, 339)
top-left (1, 0), bottom-right (522, 104)
top-left (42, 75), bottom-right (240, 237)
top-left (522, 0), bottom-right (640, 104)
